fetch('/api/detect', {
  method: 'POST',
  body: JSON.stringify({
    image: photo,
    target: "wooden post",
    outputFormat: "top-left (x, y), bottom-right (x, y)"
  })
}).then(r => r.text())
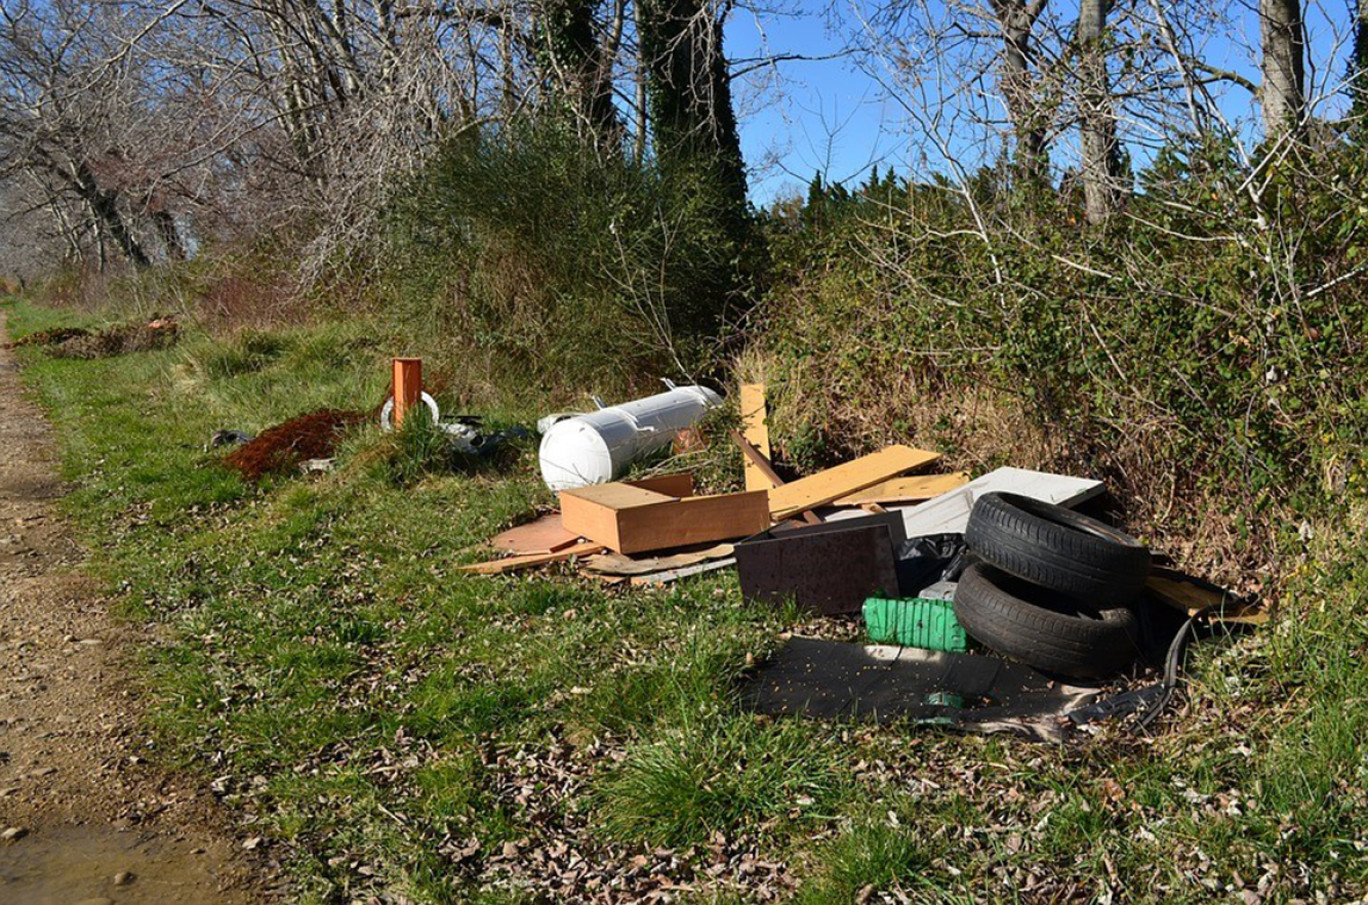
top-left (740, 383), bottom-right (774, 492)
top-left (392, 358), bottom-right (422, 428)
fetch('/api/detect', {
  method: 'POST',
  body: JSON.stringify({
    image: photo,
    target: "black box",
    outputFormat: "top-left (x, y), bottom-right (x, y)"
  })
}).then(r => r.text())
top-left (735, 512), bottom-right (906, 615)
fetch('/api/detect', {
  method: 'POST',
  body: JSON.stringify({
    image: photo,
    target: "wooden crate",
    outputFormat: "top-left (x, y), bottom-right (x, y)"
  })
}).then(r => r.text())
top-left (560, 475), bottom-right (769, 554)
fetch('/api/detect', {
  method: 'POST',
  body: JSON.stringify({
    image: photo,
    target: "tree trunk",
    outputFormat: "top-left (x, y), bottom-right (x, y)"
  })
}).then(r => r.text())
top-left (637, 0), bottom-right (747, 216)
top-left (1259, 0), bottom-right (1304, 136)
top-left (71, 161), bottom-right (149, 267)
top-left (153, 211), bottom-right (186, 261)
top-left (1077, 0), bottom-right (1119, 224)
top-left (991, 0), bottom-right (1049, 188)
top-left (1352, 0), bottom-right (1368, 118)
top-left (537, 0), bottom-right (623, 150)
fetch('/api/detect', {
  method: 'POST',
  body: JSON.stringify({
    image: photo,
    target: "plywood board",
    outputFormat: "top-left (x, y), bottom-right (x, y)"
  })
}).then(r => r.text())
top-left (768, 445), bottom-right (942, 520)
top-left (490, 513), bottom-right (580, 555)
top-left (886, 467), bottom-right (1103, 538)
top-left (458, 542), bottom-right (606, 575)
top-left (835, 472), bottom-right (971, 506)
top-left (565, 483), bottom-right (679, 509)
top-left (631, 557), bottom-right (737, 586)
top-left (1146, 568), bottom-right (1269, 625)
top-left (740, 384), bottom-right (774, 492)
top-left (626, 473), bottom-right (695, 498)
top-left (583, 543), bottom-right (735, 576)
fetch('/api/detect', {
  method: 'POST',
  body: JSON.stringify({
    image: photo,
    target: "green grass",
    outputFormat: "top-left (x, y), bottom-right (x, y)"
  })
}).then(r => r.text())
top-left (5, 294), bottom-right (1368, 903)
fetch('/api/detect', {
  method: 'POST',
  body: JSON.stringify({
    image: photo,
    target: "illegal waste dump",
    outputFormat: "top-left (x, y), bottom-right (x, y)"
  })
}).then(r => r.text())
top-left (464, 381), bottom-right (1263, 740)
top-left (200, 352), bottom-right (1260, 740)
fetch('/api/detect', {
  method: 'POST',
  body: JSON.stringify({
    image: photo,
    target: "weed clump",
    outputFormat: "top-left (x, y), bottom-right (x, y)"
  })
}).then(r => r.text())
top-left (223, 408), bottom-right (364, 480)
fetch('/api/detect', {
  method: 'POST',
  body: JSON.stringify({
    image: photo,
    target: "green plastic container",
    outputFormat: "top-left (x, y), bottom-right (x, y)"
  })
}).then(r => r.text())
top-left (863, 596), bottom-right (967, 652)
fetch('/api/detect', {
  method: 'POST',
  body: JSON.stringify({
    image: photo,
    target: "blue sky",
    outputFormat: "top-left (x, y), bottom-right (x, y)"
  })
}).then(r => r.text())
top-left (727, 0), bottom-right (1359, 204)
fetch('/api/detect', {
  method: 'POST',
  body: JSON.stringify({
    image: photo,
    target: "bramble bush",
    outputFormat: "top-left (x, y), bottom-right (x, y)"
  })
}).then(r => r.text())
top-left (754, 138), bottom-right (1368, 583)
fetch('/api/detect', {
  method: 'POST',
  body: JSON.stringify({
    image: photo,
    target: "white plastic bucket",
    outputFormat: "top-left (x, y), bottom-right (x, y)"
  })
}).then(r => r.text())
top-left (539, 385), bottom-right (722, 491)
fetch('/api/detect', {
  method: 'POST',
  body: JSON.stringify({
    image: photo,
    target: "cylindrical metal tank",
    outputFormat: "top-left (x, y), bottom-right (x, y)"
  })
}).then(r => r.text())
top-left (539, 385), bottom-right (722, 491)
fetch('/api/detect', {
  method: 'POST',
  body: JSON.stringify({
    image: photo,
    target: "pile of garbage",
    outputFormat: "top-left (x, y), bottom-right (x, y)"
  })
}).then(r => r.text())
top-left (201, 357), bottom-right (1264, 740)
top-left (463, 382), bottom-right (1265, 741)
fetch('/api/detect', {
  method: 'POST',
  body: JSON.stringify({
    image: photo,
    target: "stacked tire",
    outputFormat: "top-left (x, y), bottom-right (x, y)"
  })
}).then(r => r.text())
top-left (955, 492), bottom-right (1149, 679)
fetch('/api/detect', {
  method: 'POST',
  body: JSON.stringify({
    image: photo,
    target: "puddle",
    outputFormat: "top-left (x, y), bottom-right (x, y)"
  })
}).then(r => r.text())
top-left (0, 824), bottom-right (252, 905)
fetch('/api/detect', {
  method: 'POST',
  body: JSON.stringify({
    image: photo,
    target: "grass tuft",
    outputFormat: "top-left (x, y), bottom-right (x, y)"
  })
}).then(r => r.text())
top-left (597, 714), bottom-right (841, 849)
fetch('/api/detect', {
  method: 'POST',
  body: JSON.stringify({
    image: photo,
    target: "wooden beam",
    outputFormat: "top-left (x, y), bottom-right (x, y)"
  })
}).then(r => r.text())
top-left (392, 357), bottom-right (422, 428)
top-left (767, 445), bottom-right (941, 520)
top-left (1146, 568), bottom-right (1269, 625)
top-left (740, 384), bottom-right (773, 492)
top-left (731, 430), bottom-right (783, 488)
top-left (458, 541), bottom-right (606, 574)
top-left (835, 472), bottom-right (971, 506)
top-left (730, 431), bottom-right (819, 523)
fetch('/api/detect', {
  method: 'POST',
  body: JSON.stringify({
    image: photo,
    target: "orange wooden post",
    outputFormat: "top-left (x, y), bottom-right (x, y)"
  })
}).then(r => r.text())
top-left (392, 358), bottom-right (422, 428)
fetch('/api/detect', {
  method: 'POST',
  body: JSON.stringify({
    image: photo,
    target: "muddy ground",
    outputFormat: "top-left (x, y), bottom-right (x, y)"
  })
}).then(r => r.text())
top-left (0, 312), bottom-right (281, 904)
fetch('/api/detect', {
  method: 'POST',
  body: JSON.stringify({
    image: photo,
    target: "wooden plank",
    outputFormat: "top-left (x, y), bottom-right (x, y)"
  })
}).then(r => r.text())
top-left (489, 513), bottom-right (580, 555)
top-left (887, 467), bottom-right (1103, 537)
top-left (625, 473), bottom-right (694, 498)
top-left (730, 432), bottom-right (821, 524)
top-left (740, 384), bottom-right (773, 492)
top-left (631, 557), bottom-right (737, 586)
top-left (835, 472), bottom-right (971, 506)
top-left (392, 358), bottom-right (423, 428)
top-left (1146, 568), bottom-right (1269, 625)
top-left (582, 543), bottom-right (735, 576)
top-left (731, 431), bottom-right (783, 488)
top-left (768, 445), bottom-right (942, 520)
top-left (613, 491), bottom-right (770, 554)
top-left (458, 542), bottom-right (606, 575)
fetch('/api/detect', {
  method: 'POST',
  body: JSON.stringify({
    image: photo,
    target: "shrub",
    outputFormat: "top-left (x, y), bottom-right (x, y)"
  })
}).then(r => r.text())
top-left (379, 122), bottom-right (753, 399)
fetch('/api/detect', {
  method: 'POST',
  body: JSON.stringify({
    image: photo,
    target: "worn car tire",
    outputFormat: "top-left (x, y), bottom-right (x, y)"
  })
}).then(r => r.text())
top-left (965, 492), bottom-right (1150, 605)
top-left (954, 563), bottom-right (1140, 678)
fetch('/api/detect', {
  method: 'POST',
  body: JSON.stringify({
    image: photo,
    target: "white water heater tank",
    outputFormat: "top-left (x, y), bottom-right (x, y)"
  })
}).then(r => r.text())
top-left (539, 384), bottom-right (722, 491)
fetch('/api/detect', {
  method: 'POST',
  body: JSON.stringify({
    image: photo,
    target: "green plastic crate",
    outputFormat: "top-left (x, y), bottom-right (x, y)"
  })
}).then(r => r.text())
top-left (863, 596), bottom-right (967, 652)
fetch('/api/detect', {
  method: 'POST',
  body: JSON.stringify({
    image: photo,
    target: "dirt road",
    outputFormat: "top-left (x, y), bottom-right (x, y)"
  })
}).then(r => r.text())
top-left (0, 311), bottom-right (278, 904)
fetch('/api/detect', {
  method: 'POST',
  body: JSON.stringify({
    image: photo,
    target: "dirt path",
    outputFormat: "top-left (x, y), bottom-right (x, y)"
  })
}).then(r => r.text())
top-left (0, 312), bottom-right (280, 904)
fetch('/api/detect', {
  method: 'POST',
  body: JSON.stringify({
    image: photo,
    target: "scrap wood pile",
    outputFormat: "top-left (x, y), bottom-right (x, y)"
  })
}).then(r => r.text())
top-left (48, 317), bottom-right (179, 358)
top-left (10, 326), bottom-right (91, 347)
top-left (466, 383), bottom-right (1268, 741)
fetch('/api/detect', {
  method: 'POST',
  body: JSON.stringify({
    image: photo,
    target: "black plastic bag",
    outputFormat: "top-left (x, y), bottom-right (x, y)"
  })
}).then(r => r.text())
top-left (895, 533), bottom-right (972, 596)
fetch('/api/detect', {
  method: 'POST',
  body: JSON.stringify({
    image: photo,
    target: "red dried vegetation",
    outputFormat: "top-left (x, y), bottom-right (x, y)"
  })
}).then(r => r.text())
top-left (224, 409), bottom-right (365, 481)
